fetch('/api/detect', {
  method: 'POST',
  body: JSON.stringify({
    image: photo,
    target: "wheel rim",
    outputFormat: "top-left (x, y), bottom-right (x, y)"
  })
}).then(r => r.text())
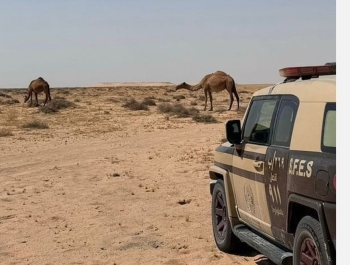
top-left (300, 237), bottom-right (320, 265)
top-left (214, 190), bottom-right (228, 240)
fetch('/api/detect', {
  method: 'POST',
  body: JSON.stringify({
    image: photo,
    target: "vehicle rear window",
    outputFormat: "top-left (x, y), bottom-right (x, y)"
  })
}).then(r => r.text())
top-left (322, 103), bottom-right (336, 154)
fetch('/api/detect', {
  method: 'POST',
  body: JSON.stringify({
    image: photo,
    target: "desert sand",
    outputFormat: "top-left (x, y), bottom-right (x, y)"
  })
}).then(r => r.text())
top-left (0, 83), bottom-right (276, 265)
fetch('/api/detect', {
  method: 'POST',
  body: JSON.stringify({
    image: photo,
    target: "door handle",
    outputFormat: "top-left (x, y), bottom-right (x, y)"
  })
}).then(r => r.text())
top-left (253, 161), bottom-right (264, 170)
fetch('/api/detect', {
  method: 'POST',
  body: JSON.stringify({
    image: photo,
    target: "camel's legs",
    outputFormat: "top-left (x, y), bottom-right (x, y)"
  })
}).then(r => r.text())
top-left (34, 93), bottom-right (39, 106)
top-left (208, 90), bottom-right (213, 111)
top-left (29, 92), bottom-right (33, 106)
top-left (204, 88), bottom-right (208, 111)
top-left (44, 93), bottom-right (49, 106)
top-left (227, 89), bottom-right (234, 110)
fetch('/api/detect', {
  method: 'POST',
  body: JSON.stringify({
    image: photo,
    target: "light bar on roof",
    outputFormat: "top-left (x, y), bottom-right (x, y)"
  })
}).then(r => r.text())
top-left (279, 63), bottom-right (336, 78)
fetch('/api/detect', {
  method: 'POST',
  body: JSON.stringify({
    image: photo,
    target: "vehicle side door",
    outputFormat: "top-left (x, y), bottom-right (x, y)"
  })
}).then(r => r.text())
top-left (231, 95), bottom-right (279, 237)
top-left (264, 96), bottom-right (299, 245)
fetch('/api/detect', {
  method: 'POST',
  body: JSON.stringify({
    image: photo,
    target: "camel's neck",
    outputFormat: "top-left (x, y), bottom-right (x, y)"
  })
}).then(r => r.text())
top-left (182, 83), bottom-right (202, 91)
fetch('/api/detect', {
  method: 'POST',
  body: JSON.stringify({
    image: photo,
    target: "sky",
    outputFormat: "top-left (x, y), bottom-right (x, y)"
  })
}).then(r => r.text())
top-left (0, 0), bottom-right (336, 88)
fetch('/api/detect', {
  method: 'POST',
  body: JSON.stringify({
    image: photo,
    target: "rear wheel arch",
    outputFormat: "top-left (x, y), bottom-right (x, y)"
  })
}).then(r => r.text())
top-left (288, 194), bottom-right (335, 263)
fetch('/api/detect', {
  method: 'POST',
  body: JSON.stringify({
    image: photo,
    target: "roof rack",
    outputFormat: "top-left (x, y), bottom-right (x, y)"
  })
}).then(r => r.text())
top-left (279, 62), bottom-right (336, 83)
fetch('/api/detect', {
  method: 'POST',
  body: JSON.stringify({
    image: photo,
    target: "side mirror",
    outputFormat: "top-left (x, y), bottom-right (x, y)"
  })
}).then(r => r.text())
top-left (225, 120), bottom-right (242, 145)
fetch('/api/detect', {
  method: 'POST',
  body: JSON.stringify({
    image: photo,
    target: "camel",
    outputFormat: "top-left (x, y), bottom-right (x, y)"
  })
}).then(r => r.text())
top-left (24, 77), bottom-right (51, 106)
top-left (175, 71), bottom-right (239, 111)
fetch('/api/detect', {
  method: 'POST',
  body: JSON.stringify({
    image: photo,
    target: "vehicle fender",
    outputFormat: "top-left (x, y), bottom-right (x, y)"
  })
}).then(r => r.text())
top-left (209, 165), bottom-right (237, 221)
top-left (288, 193), bottom-right (334, 263)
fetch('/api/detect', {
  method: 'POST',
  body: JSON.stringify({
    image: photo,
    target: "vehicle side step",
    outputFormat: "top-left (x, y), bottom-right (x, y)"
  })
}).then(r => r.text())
top-left (233, 224), bottom-right (293, 265)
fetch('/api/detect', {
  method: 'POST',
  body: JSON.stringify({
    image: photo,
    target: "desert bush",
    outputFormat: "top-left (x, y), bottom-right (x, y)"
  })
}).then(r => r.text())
top-left (173, 95), bottom-right (186, 100)
top-left (39, 99), bottom-right (76, 113)
top-left (122, 98), bottom-right (149, 111)
top-left (6, 109), bottom-right (19, 124)
top-left (142, 97), bottom-right (156, 106)
top-left (0, 128), bottom-right (13, 137)
top-left (192, 114), bottom-right (218, 123)
top-left (58, 90), bottom-right (71, 95)
top-left (0, 99), bottom-right (20, 105)
top-left (22, 120), bottom-right (49, 129)
top-left (74, 98), bottom-right (81, 102)
top-left (157, 103), bottom-right (199, 118)
top-left (0, 92), bottom-right (11, 98)
top-left (157, 98), bottom-right (171, 103)
top-left (190, 101), bottom-right (197, 106)
top-left (198, 95), bottom-right (205, 101)
top-left (107, 98), bottom-right (119, 103)
top-left (54, 96), bottom-right (66, 100)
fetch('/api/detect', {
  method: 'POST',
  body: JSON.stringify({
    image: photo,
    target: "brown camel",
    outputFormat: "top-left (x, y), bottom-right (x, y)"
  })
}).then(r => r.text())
top-left (24, 77), bottom-right (51, 106)
top-left (175, 71), bottom-right (239, 111)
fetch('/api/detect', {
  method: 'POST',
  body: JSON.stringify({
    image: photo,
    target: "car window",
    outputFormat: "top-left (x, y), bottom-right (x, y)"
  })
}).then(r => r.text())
top-left (243, 98), bottom-right (278, 145)
top-left (322, 103), bottom-right (336, 154)
top-left (272, 100), bottom-right (298, 147)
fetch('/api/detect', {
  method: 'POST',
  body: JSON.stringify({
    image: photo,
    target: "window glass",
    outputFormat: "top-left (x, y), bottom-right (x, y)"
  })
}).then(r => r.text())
top-left (323, 110), bottom-right (336, 148)
top-left (321, 103), bottom-right (336, 154)
top-left (243, 99), bottom-right (278, 144)
top-left (273, 100), bottom-right (297, 147)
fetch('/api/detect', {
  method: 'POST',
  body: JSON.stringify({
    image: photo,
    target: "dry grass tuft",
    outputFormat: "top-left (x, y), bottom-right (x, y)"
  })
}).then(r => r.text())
top-left (39, 99), bottom-right (76, 113)
top-left (0, 92), bottom-right (11, 98)
top-left (0, 128), bottom-right (13, 137)
top-left (157, 103), bottom-right (199, 118)
top-left (142, 97), bottom-right (156, 106)
top-left (22, 120), bottom-right (49, 129)
top-left (0, 99), bottom-right (20, 105)
top-left (192, 114), bottom-right (218, 123)
top-left (173, 95), bottom-right (186, 101)
top-left (122, 98), bottom-right (149, 111)
top-left (5, 109), bottom-right (19, 125)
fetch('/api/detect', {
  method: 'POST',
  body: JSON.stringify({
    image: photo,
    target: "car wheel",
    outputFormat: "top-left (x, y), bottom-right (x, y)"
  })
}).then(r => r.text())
top-left (212, 179), bottom-right (241, 253)
top-left (294, 216), bottom-right (333, 265)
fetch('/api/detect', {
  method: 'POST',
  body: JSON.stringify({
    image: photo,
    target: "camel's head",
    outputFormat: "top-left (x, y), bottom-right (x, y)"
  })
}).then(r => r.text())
top-left (175, 82), bottom-right (187, 91)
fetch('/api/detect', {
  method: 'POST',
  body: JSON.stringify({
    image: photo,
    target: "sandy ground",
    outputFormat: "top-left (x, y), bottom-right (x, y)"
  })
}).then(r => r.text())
top-left (0, 83), bottom-right (276, 265)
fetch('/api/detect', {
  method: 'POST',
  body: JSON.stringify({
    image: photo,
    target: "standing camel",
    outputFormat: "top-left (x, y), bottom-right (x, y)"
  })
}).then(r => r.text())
top-left (175, 71), bottom-right (239, 111)
top-left (24, 77), bottom-right (51, 106)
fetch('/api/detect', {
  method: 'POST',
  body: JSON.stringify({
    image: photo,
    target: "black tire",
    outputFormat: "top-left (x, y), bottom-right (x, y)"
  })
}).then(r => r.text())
top-left (293, 216), bottom-right (333, 265)
top-left (211, 179), bottom-right (241, 253)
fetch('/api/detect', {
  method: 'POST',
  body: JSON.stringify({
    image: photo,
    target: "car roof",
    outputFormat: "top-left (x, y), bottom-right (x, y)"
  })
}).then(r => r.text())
top-left (253, 76), bottom-right (336, 102)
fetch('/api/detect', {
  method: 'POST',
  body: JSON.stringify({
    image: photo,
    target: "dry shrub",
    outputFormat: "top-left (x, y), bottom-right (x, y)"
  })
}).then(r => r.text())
top-left (190, 101), bottom-right (197, 106)
top-left (22, 120), bottom-right (49, 129)
top-left (192, 114), bottom-right (218, 123)
top-left (57, 90), bottom-right (71, 95)
top-left (54, 96), bottom-right (66, 100)
top-left (157, 103), bottom-right (199, 118)
top-left (142, 97), bottom-right (156, 106)
top-left (0, 128), bottom-right (13, 137)
top-left (122, 98), bottom-right (148, 111)
top-left (0, 99), bottom-right (20, 105)
top-left (39, 99), bottom-right (76, 113)
top-left (0, 92), bottom-right (11, 98)
top-left (6, 109), bottom-right (18, 123)
top-left (173, 95), bottom-right (186, 100)
top-left (107, 98), bottom-right (119, 103)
